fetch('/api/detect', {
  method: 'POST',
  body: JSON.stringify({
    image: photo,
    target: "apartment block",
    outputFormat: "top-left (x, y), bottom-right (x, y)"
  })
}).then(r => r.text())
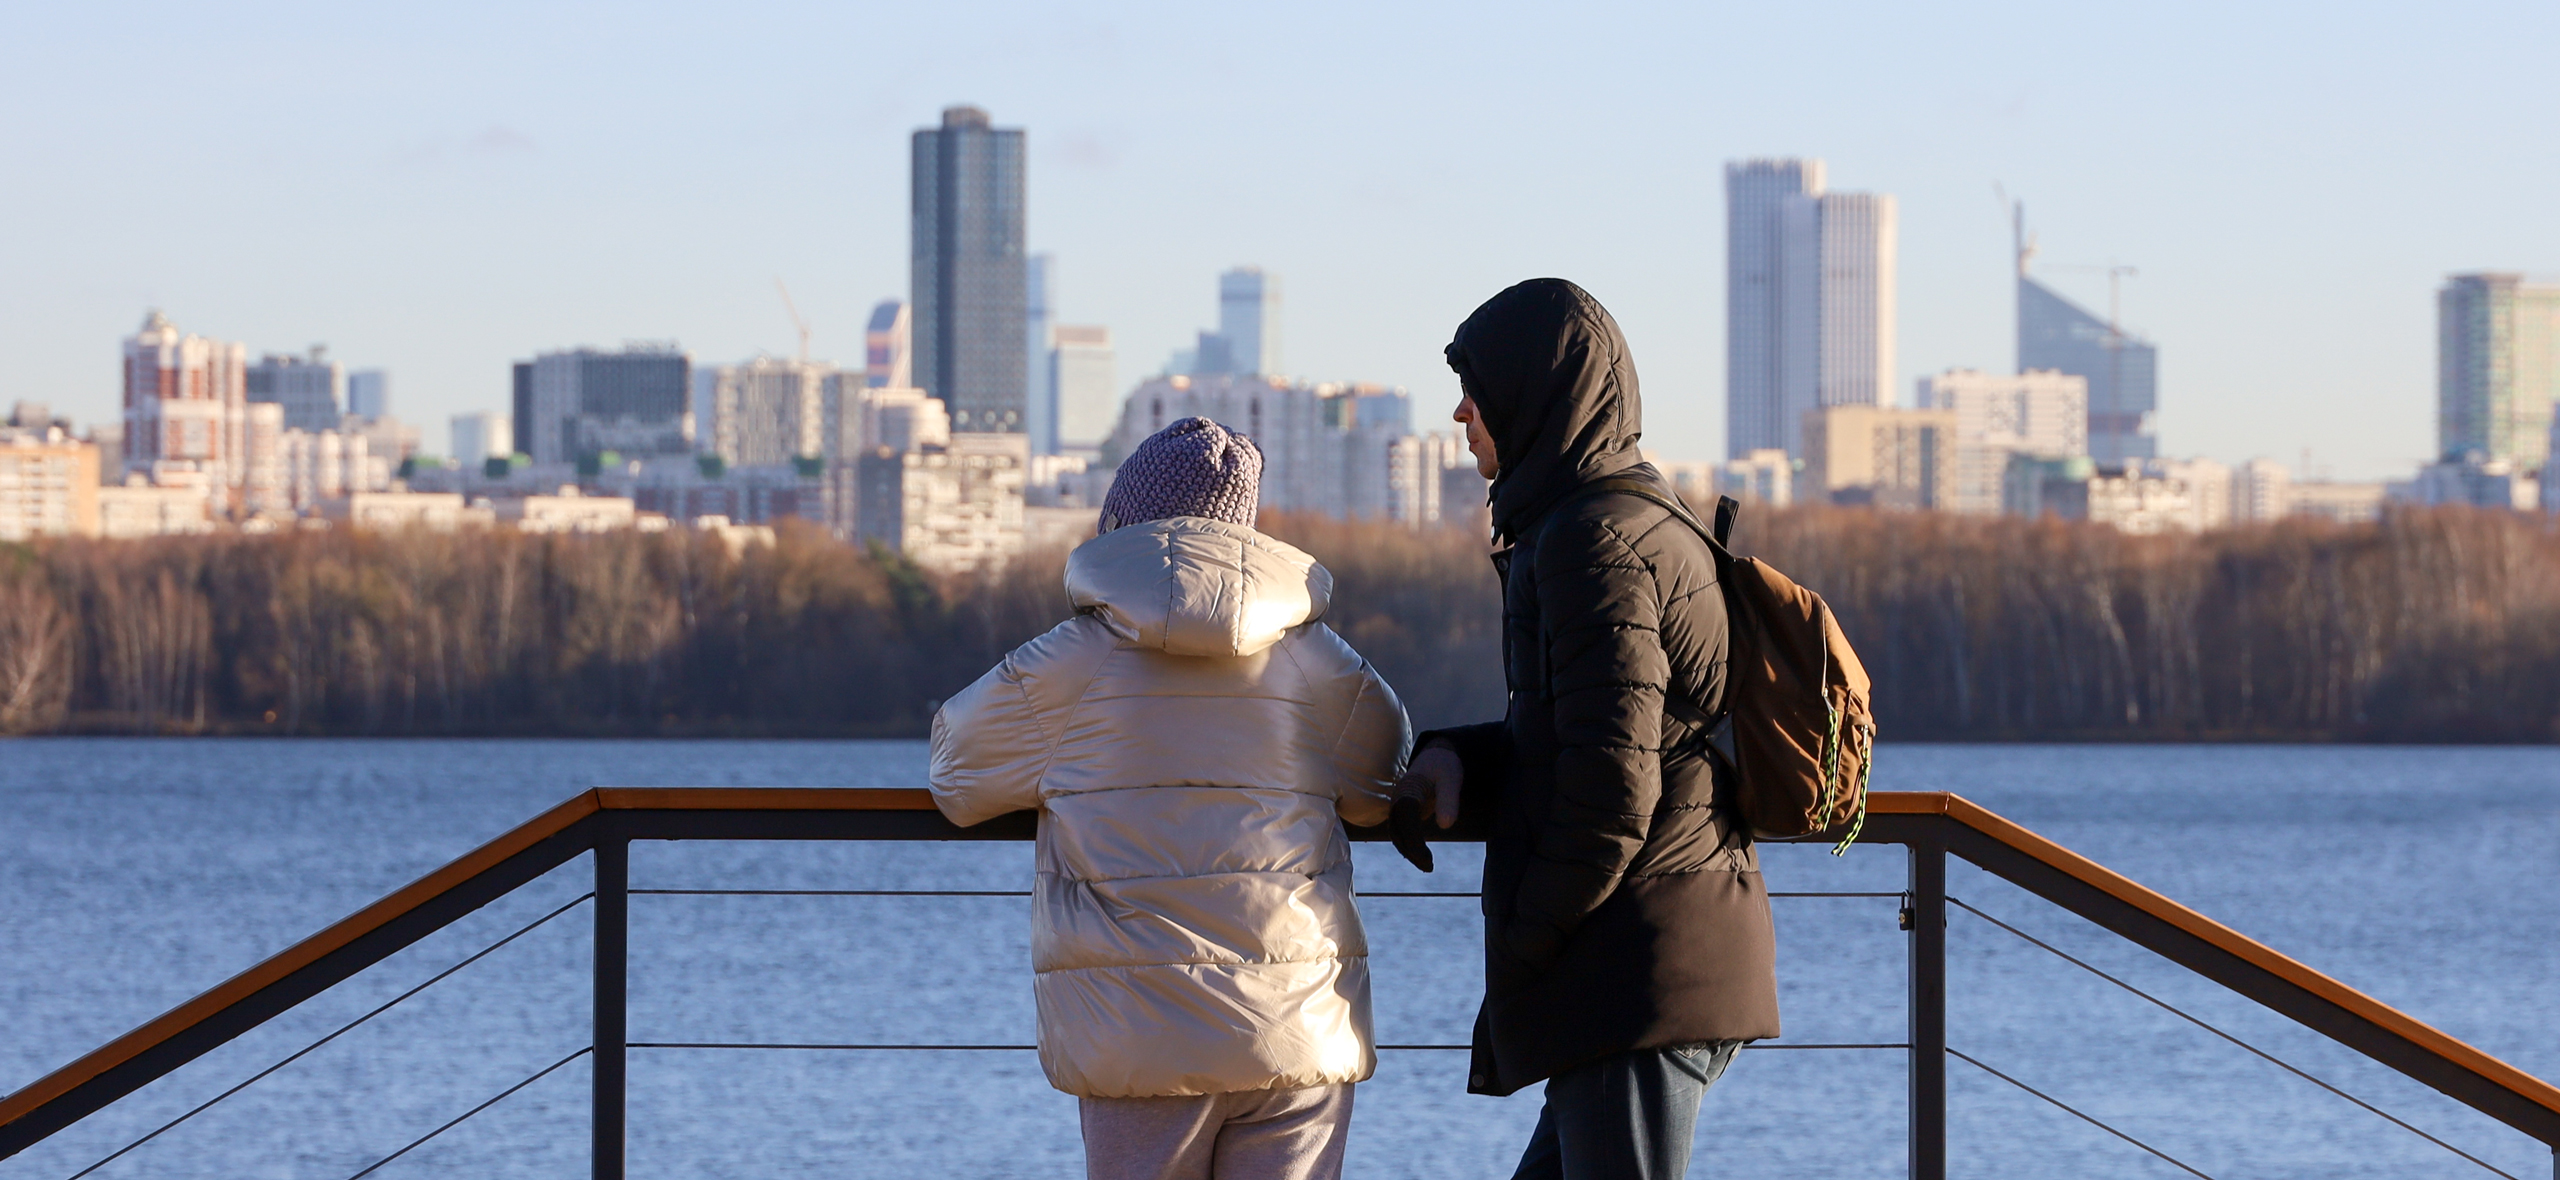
top-left (1914, 368), bottom-right (2088, 514)
top-left (1800, 404), bottom-right (1953, 510)
top-left (0, 431), bottom-right (101, 539)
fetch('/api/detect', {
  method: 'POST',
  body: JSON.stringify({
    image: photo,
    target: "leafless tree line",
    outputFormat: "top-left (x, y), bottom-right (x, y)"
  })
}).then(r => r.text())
top-left (0, 507), bottom-right (2551, 740)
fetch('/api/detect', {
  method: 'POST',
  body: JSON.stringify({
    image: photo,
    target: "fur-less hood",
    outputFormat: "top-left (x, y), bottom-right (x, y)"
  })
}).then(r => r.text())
top-left (1065, 516), bottom-right (1331, 658)
top-left (1444, 278), bottom-right (1647, 542)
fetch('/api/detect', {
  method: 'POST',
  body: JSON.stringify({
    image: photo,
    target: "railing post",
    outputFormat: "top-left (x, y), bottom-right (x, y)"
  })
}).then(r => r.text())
top-left (1908, 839), bottom-right (1947, 1180)
top-left (593, 832), bottom-right (628, 1180)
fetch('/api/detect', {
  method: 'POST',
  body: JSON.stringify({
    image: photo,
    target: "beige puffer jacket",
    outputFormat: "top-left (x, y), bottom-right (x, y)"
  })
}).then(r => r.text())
top-left (928, 516), bottom-right (1411, 1098)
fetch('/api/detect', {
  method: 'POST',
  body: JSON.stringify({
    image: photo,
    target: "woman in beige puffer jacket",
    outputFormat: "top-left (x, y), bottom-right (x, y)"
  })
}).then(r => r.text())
top-left (929, 417), bottom-right (1410, 1180)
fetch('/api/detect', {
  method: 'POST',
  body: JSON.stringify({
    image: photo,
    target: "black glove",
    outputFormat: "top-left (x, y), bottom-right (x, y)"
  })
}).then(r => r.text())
top-left (1389, 794), bottom-right (1436, 873)
top-left (1386, 743), bottom-right (1463, 873)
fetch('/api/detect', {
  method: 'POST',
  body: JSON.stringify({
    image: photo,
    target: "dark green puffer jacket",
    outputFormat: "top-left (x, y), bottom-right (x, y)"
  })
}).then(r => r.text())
top-left (1429, 278), bottom-right (1780, 1098)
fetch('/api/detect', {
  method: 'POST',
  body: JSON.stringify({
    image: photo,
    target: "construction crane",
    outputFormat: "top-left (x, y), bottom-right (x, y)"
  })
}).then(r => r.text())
top-left (774, 278), bottom-right (811, 365)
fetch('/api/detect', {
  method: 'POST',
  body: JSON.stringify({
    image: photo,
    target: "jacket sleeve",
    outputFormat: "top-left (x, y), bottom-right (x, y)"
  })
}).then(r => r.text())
top-left (1508, 513), bottom-right (1668, 965)
top-left (928, 642), bottom-right (1056, 828)
top-left (1305, 624), bottom-right (1411, 828)
top-left (1414, 722), bottom-right (1509, 841)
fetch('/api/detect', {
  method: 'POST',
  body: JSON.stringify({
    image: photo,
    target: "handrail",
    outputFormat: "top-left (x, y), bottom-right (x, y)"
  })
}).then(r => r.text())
top-left (3, 788), bottom-right (2555, 1167)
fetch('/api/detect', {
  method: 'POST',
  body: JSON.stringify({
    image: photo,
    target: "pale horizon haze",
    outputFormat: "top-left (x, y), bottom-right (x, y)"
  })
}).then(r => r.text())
top-left (6, 1), bottom-right (2557, 480)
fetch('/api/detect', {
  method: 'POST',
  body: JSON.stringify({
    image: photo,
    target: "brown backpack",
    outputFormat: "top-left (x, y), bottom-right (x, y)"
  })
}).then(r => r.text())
top-left (1578, 479), bottom-right (1877, 853)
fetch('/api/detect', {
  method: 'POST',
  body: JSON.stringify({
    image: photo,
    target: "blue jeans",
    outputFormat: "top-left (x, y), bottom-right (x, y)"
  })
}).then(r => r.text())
top-left (1509, 1041), bottom-right (1744, 1180)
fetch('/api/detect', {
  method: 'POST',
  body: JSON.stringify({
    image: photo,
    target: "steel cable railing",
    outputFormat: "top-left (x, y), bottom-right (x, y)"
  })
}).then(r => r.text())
top-left (1948, 895), bottom-right (2521, 1180)
top-left (1945, 1047), bottom-right (2215, 1179)
top-left (62, 892), bottom-right (597, 1180)
top-left (339, 1046), bottom-right (592, 1180)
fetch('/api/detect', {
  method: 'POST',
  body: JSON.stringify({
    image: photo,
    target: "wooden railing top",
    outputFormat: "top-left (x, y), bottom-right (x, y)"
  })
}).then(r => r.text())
top-left (5, 787), bottom-right (2555, 1142)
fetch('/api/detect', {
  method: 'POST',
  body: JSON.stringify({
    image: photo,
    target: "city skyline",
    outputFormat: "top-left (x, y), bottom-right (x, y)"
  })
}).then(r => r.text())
top-left (7, 2), bottom-right (2559, 481)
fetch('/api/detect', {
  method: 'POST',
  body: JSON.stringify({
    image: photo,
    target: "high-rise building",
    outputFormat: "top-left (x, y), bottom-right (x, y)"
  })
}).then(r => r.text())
top-left (1026, 254), bottom-right (1056, 454)
top-left (1724, 161), bottom-right (1897, 459)
top-left (518, 345), bottom-right (693, 465)
top-left (1218, 268), bottom-right (1280, 376)
top-left (911, 105), bottom-right (1027, 435)
top-left (346, 370), bottom-right (390, 421)
top-left (451, 412), bottom-right (514, 464)
top-left (701, 358), bottom-right (830, 467)
top-left (865, 301), bottom-right (912, 389)
top-left (2016, 212), bottom-right (2158, 465)
top-left (1050, 325), bottom-right (1118, 451)
top-left (247, 349), bottom-right (343, 433)
top-left (510, 362), bottom-right (534, 461)
top-left (1913, 368), bottom-right (2089, 515)
top-left (1779, 192), bottom-right (1897, 420)
top-left (123, 310), bottom-right (248, 496)
top-left (1725, 159), bottom-right (1824, 459)
top-left (2438, 273), bottom-right (2560, 470)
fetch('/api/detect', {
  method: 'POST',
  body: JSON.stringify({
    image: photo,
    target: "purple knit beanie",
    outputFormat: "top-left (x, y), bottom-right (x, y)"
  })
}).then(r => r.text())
top-left (1099, 417), bottom-right (1263, 532)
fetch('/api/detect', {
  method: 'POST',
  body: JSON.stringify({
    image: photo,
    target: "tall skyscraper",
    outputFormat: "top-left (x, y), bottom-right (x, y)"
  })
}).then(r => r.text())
top-left (123, 310), bottom-right (247, 490)
top-left (247, 349), bottom-right (344, 432)
top-left (864, 300), bottom-right (911, 389)
top-left (346, 370), bottom-right (390, 421)
top-left (2438, 272), bottom-right (2560, 469)
top-left (1783, 193), bottom-right (1896, 418)
top-left (911, 105), bottom-right (1027, 434)
top-left (519, 345), bottom-right (692, 464)
top-left (1725, 160), bottom-right (1896, 459)
top-left (1026, 253), bottom-right (1056, 453)
top-left (2015, 207), bottom-right (2158, 464)
top-left (1724, 159), bottom-right (1823, 458)
top-left (1050, 325), bottom-right (1117, 451)
top-left (1219, 268), bottom-right (1280, 376)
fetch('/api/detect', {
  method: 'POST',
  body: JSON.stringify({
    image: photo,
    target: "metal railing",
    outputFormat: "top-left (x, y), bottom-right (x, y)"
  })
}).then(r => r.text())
top-left (2, 788), bottom-right (2555, 1179)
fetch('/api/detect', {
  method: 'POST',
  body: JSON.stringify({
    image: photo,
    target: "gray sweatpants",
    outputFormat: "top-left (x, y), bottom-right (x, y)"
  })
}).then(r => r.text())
top-left (1079, 1085), bottom-right (1354, 1180)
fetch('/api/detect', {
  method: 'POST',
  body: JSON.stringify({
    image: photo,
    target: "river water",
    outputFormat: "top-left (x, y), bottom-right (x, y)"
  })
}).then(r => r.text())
top-left (0, 739), bottom-right (2553, 1179)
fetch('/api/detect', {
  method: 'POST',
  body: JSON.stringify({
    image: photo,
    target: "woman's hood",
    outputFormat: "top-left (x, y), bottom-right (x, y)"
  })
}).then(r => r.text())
top-left (1444, 278), bottom-right (1646, 541)
top-left (1064, 516), bottom-right (1332, 657)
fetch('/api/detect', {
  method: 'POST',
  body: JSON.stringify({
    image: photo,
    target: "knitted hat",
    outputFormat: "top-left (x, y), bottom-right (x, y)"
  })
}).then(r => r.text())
top-left (1099, 417), bottom-right (1263, 532)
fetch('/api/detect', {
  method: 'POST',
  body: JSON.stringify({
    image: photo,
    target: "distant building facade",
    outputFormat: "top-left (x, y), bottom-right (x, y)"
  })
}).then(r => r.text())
top-left (701, 358), bottom-right (830, 467)
top-left (0, 431), bottom-right (101, 539)
top-left (856, 432), bottom-right (1028, 571)
top-left (866, 300), bottom-right (912, 389)
top-left (451, 412), bottom-right (513, 463)
top-left (1212, 268), bottom-right (1280, 376)
top-left (247, 349), bottom-right (343, 432)
top-left (346, 369), bottom-right (390, 421)
top-left (2437, 272), bottom-right (2560, 470)
top-left (519, 345), bottom-right (693, 465)
top-left (123, 310), bottom-right (248, 499)
top-left (2020, 275), bottom-right (2158, 464)
top-left (1914, 368), bottom-right (2089, 515)
top-left (1800, 404), bottom-right (1951, 510)
top-left (912, 105), bottom-right (1027, 435)
top-left (1781, 191), bottom-right (1897, 425)
top-left (1025, 254), bottom-right (1056, 453)
top-left (1106, 374), bottom-right (1440, 521)
top-left (1050, 325), bottom-right (1117, 452)
top-left (1724, 159), bottom-right (1823, 459)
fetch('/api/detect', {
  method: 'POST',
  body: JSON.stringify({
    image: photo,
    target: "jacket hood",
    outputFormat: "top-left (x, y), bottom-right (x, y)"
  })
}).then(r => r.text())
top-left (1444, 278), bottom-right (1645, 541)
top-left (1065, 516), bottom-right (1332, 657)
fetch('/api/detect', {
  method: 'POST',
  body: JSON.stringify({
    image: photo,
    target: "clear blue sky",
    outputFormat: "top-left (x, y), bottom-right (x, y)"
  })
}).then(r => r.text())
top-left (6, 0), bottom-right (2555, 478)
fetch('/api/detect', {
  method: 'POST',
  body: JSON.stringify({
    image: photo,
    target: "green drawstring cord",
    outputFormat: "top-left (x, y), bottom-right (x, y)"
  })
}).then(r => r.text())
top-left (1830, 721), bottom-right (1873, 856)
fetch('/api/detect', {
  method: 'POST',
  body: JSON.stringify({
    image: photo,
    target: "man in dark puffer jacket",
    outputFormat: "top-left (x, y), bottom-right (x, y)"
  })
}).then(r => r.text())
top-left (1396, 278), bottom-right (1780, 1180)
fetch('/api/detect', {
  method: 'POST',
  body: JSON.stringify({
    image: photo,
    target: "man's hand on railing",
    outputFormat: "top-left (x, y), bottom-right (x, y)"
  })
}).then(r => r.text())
top-left (1388, 743), bottom-right (1463, 873)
